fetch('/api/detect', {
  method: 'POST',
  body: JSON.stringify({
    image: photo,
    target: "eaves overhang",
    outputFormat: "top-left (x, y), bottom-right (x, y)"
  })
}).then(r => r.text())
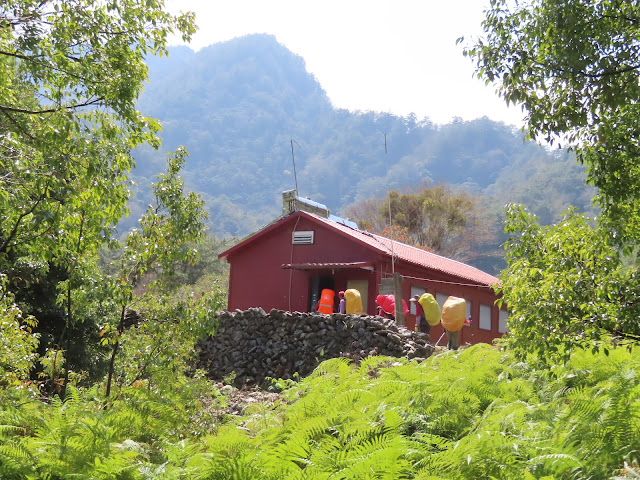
top-left (282, 261), bottom-right (375, 271)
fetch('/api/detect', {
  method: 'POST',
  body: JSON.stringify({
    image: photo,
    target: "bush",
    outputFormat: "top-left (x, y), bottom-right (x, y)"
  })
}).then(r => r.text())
top-left (497, 204), bottom-right (640, 365)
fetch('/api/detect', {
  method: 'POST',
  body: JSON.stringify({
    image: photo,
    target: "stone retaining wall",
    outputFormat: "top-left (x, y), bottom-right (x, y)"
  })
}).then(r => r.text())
top-left (196, 308), bottom-right (434, 385)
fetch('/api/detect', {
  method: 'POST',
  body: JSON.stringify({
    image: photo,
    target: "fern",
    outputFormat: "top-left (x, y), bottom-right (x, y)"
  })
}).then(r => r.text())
top-left (550, 359), bottom-right (640, 478)
top-left (3, 342), bottom-right (640, 478)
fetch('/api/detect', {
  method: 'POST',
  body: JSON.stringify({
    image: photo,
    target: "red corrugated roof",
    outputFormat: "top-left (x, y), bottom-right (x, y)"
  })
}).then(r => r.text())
top-left (219, 210), bottom-right (500, 287)
top-left (306, 213), bottom-right (500, 287)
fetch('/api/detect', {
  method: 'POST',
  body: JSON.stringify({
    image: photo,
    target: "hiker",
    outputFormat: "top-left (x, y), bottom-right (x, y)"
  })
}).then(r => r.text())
top-left (338, 291), bottom-right (346, 314)
top-left (376, 294), bottom-right (395, 318)
top-left (416, 293), bottom-right (442, 340)
top-left (441, 296), bottom-right (465, 350)
top-left (446, 329), bottom-right (460, 350)
top-left (409, 294), bottom-right (428, 334)
top-left (375, 294), bottom-right (409, 319)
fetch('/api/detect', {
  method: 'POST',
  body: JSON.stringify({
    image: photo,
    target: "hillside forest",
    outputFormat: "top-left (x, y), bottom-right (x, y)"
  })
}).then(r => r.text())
top-left (131, 34), bottom-right (598, 275)
top-left (2, 0), bottom-right (640, 479)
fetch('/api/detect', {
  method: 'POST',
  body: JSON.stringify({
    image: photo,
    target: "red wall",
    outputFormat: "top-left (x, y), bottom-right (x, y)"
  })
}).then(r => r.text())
top-left (226, 216), bottom-right (383, 313)
top-left (398, 262), bottom-right (505, 346)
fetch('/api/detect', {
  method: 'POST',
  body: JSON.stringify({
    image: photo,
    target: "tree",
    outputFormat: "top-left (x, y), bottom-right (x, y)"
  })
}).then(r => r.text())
top-left (346, 184), bottom-right (491, 261)
top-left (0, 0), bottom-right (195, 277)
top-left (0, 0), bottom-right (196, 384)
top-left (464, 0), bottom-right (640, 358)
top-left (498, 204), bottom-right (640, 365)
top-left (1, 0), bottom-right (195, 264)
top-left (464, 0), bottom-right (640, 246)
top-left (343, 196), bottom-right (388, 233)
top-left (0, 274), bottom-right (39, 384)
top-left (103, 147), bottom-right (207, 396)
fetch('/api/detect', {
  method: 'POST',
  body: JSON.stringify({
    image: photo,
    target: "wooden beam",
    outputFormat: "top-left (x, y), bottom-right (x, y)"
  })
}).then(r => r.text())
top-left (394, 272), bottom-right (405, 326)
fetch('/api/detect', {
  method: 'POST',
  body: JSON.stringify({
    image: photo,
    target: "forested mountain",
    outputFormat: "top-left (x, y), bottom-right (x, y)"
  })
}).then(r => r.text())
top-left (131, 33), bottom-right (596, 241)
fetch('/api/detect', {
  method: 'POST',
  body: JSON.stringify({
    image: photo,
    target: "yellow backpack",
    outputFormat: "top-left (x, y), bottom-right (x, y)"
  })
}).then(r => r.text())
top-left (418, 293), bottom-right (441, 326)
top-left (441, 296), bottom-right (466, 332)
top-left (345, 289), bottom-right (363, 314)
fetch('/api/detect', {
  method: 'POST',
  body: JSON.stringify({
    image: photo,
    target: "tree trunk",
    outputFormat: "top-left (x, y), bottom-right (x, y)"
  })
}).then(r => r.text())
top-left (105, 305), bottom-right (126, 397)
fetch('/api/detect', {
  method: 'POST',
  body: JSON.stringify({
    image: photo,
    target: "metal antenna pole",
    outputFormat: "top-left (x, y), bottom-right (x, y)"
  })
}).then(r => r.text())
top-left (290, 139), bottom-right (299, 193)
top-left (377, 128), bottom-right (388, 154)
top-left (382, 131), bottom-right (393, 274)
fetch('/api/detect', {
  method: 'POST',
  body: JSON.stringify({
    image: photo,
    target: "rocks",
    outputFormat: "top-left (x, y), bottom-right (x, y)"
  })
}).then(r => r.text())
top-left (196, 309), bottom-right (434, 386)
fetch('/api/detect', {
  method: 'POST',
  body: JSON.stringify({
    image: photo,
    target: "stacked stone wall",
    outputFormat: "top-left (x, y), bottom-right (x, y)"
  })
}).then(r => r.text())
top-left (196, 308), bottom-right (434, 385)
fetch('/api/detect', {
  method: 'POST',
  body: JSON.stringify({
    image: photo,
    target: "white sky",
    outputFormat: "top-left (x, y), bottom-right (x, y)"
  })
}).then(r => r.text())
top-left (165, 0), bottom-right (525, 126)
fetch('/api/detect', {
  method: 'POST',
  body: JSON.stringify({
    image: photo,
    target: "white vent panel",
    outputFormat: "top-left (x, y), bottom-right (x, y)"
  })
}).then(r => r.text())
top-left (292, 231), bottom-right (314, 245)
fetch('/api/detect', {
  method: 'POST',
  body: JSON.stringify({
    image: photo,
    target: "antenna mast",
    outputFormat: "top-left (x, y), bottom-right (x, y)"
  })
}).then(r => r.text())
top-left (290, 139), bottom-right (299, 193)
top-left (381, 131), bottom-right (394, 274)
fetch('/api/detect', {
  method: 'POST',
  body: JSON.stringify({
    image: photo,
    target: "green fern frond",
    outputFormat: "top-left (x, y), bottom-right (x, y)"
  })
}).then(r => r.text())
top-left (527, 452), bottom-right (583, 476)
top-left (330, 433), bottom-right (413, 479)
top-left (356, 355), bottom-right (404, 376)
top-left (0, 424), bottom-right (27, 438)
top-left (0, 443), bottom-right (31, 461)
top-left (308, 356), bottom-right (352, 378)
top-left (62, 384), bottom-right (82, 405)
top-left (0, 450), bottom-right (35, 479)
top-left (370, 377), bottom-right (414, 403)
top-left (330, 388), bottom-right (377, 413)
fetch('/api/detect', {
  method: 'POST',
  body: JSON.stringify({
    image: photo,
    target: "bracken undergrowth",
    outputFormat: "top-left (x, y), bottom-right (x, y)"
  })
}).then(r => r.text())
top-left (1, 343), bottom-right (639, 479)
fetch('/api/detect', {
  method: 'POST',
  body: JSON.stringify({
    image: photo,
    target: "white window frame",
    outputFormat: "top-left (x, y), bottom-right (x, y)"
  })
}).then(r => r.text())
top-left (480, 304), bottom-right (492, 331)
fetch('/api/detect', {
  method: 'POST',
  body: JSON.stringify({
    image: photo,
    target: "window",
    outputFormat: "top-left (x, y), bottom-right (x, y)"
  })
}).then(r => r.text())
top-left (410, 285), bottom-right (426, 314)
top-left (436, 293), bottom-right (448, 309)
top-left (499, 310), bottom-right (510, 333)
top-left (479, 304), bottom-right (492, 330)
top-left (465, 299), bottom-right (472, 326)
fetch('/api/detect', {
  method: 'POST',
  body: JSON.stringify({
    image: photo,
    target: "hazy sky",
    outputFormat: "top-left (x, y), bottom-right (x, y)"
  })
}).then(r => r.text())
top-left (166, 0), bottom-right (525, 126)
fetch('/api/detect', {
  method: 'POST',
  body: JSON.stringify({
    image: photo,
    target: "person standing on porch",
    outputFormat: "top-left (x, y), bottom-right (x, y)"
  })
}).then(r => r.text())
top-left (441, 296), bottom-right (465, 350)
top-left (338, 291), bottom-right (346, 314)
top-left (410, 294), bottom-right (426, 333)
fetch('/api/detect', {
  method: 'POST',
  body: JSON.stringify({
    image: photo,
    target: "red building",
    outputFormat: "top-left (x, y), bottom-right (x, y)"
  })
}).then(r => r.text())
top-left (219, 206), bottom-right (508, 346)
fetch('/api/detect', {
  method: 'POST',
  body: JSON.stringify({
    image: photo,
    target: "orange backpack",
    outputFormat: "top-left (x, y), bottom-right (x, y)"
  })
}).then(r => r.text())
top-left (317, 289), bottom-right (335, 314)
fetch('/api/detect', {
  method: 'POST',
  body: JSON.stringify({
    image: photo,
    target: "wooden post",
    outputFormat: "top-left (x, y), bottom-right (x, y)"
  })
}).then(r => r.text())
top-left (379, 278), bottom-right (394, 295)
top-left (394, 272), bottom-right (405, 326)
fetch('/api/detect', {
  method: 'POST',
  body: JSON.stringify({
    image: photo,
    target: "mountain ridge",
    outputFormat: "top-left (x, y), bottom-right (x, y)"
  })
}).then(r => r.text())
top-left (131, 34), bottom-right (596, 271)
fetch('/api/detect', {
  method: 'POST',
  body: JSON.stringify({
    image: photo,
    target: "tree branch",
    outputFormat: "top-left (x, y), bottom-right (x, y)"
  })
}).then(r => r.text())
top-left (0, 195), bottom-right (44, 254)
top-left (0, 108), bottom-right (36, 140)
top-left (0, 97), bottom-right (105, 115)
